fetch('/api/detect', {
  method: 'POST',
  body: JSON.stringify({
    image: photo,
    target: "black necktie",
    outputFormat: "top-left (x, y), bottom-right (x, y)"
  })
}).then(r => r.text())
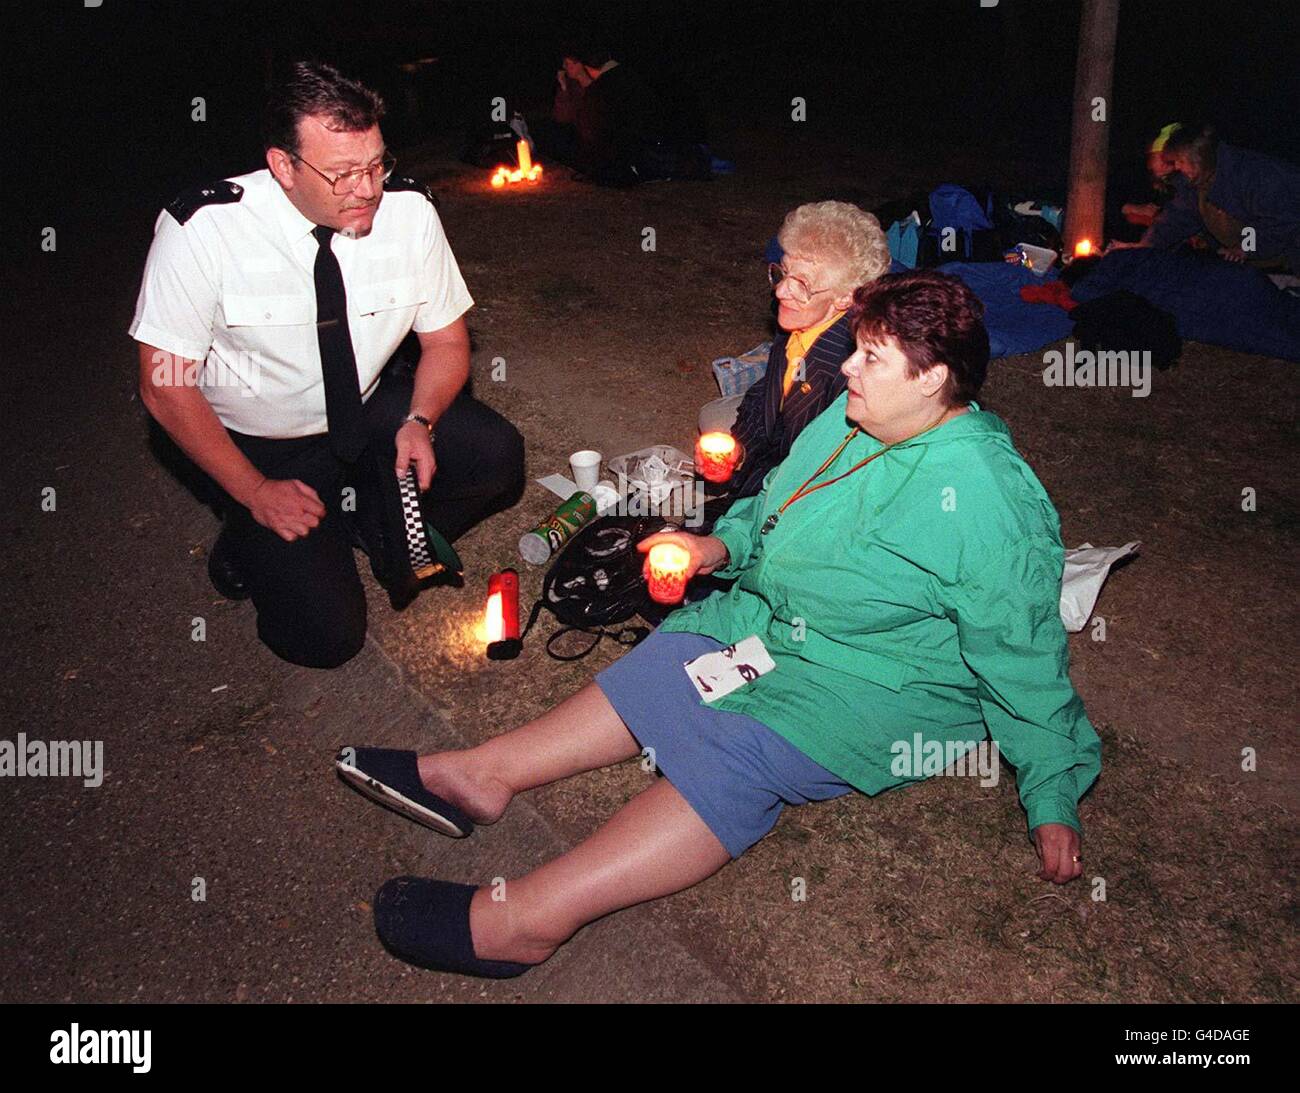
top-left (312, 226), bottom-right (367, 461)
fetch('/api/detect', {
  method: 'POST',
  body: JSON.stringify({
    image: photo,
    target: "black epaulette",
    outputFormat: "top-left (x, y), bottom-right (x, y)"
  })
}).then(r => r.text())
top-left (383, 175), bottom-right (440, 208)
top-left (165, 180), bottom-right (244, 225)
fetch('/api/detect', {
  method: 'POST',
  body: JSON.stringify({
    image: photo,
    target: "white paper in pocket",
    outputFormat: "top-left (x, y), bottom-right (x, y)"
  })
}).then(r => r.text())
top-left (684, 635), bottom-right (776, 703)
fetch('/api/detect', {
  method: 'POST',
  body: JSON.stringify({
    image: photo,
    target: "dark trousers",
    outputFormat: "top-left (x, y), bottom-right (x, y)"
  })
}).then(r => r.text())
top-left (223, 369), bottom-right (524, 668)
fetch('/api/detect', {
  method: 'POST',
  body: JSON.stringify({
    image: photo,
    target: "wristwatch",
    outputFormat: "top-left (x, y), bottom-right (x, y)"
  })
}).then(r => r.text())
top-left (403, 412), bottom-right (435, 438)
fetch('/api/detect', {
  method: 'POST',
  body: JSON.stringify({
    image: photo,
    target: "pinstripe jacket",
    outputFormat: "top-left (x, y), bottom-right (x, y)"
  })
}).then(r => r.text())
top-left (728, 313), bottom-right (855, 499)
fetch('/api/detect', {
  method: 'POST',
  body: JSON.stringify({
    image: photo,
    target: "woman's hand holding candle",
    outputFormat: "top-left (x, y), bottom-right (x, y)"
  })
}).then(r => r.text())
top-left (644, 543), bottom-right (690, 604)
top-left (637, 532), bottom-right (730, 602)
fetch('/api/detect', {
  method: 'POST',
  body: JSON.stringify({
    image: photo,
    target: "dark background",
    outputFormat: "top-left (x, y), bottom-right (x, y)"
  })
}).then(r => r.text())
top-left (19, 0), bottom-right (1300, 234)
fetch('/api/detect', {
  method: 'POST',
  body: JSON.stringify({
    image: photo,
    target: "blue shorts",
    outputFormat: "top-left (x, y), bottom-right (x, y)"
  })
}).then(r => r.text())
top-left (595, 630), bottom-right (854, 858)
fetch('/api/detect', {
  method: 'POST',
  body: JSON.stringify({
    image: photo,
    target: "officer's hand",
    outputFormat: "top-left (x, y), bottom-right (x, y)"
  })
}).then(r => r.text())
top-left (636, 531), bottom-right (730, 582)
top-left (396, 422), bottom-right (436, 492)
top-left (249, 479), bottom-right (326, 542)
top-left (1031, 823), bottom-right (1084, 885)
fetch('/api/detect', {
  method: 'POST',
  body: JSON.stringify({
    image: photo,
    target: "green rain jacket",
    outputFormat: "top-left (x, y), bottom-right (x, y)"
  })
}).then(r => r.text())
top-left (660, 393), bottom-right (1102, 834)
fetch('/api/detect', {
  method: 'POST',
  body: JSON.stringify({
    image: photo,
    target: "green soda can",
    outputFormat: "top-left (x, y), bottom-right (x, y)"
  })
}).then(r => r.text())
top-left (519, 491), bottom-right (597, 564)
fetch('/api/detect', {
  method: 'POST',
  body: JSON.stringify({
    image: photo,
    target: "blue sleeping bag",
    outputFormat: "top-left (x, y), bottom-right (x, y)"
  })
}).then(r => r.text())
top-left (1070, 250), bottom-right (1300, 362)
top-left (937, 261), bottom-right (1074, 359)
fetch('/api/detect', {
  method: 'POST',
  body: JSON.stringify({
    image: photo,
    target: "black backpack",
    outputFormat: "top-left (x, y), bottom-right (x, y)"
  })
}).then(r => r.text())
top-left (522, 514), bottom-right (678, 660)
top-left (1070, 291), bottom-right (1182, 371)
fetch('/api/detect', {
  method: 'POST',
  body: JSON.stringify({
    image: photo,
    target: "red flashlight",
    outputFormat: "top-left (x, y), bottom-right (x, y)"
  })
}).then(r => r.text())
top-left (486, 569), bottom-right (522, 660)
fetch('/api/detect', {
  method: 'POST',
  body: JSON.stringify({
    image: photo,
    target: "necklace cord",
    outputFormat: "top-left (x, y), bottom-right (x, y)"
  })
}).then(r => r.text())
top-left (775, 410), bottom-right (952, 518)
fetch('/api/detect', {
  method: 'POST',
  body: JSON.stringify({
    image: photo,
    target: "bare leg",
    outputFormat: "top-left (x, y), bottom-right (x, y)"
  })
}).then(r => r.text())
top-left (415, 682), bottom-right (640, 824)
top-left (469, 778), bottom-right (733, 964)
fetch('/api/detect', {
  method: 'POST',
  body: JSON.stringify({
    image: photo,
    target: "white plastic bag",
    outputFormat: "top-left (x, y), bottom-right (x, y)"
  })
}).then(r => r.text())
top-left (1060, 541), bottom-right (1141, 632)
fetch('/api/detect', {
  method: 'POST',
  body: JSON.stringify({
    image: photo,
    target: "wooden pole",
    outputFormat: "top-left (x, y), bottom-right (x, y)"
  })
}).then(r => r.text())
top-left (1063, 0), bottom-right (1120, 256)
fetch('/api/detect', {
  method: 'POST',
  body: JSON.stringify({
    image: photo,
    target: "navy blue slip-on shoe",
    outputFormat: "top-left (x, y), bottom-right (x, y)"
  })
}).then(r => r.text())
top-left (373, 877), bottom-right (535, 979)
top-left (335, 747), bottom-right (475, 838)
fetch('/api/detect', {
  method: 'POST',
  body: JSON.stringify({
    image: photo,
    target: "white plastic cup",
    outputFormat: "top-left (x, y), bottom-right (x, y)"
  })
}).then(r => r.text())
top-left (569, 450), bottom-right (602, 492)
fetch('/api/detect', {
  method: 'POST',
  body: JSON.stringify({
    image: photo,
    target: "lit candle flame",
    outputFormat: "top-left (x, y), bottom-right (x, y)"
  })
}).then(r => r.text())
top-left (1074, 239), bottom-right (1093, 257)
top-left (647, 543), bottom-right (691, 605)
top-left (695, 431), bottom-right (739, 483)
top-left (489, 148), bottom-right (544, 188)
top-left (698, 432), bottom-right (736, 456)
top-left (649, 543), bottom-right (690, 568)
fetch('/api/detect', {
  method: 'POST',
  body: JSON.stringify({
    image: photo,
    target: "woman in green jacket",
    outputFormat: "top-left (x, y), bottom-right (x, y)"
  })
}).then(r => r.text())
top-left (339, 271), bottom-right (1103, 979)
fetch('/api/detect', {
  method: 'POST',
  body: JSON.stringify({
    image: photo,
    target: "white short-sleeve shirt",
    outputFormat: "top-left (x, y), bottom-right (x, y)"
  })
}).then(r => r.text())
top-left (129, 168), bottom-right (474, 438)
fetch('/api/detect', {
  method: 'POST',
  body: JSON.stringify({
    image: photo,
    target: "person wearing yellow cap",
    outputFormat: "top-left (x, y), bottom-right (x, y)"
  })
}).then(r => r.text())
top-left (1150, 122), bottom-right (1182, 156)
top-left (1112, 123), bottom-right (1300, 270)
top-left (1116, 123), bottom-right (1186, 233)
top-left (1161, 123), bottom-right (1300, 270)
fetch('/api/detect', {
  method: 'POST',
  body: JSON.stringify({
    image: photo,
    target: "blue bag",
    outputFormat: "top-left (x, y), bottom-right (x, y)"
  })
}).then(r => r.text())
top-left (927, 184), bottom-right (995, 260)
top-left (711, 341), bottom-right (772, 397)
top-left (886, 214), bottom-right (921, 269)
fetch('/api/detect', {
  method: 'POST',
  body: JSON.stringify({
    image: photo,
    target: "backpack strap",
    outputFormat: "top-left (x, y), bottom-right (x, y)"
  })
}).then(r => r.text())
top-left (520, 593), bottom-right (648, 661)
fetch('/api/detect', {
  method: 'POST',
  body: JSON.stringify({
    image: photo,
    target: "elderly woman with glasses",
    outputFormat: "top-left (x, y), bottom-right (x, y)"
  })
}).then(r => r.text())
top-left (718, 200), bottom-right (891, 503)
top-left (338, 271), bottom-right (1101, 979)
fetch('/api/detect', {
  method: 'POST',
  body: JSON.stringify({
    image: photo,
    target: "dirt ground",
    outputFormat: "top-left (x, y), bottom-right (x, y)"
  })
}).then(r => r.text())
top-left (366, 122), bottom-right (1297, 1003)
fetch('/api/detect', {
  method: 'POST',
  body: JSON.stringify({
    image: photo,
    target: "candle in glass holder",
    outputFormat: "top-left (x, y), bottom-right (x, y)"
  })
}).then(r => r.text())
top-left (646, 543), bottom-right (691, 604)
top-left (695, 431), bottom-right (739, 483)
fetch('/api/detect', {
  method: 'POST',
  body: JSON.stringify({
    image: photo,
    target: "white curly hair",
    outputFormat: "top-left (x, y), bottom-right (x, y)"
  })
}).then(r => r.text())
top-left (776, 200), bottom-right (890, 294)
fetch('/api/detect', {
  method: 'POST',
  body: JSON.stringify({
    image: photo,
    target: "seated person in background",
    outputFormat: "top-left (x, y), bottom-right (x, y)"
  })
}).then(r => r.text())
top-left (723, 200), bottom-right (890, 505)
top-left (1118, 122), bottom-right (1190, 229)
top-left (533, 49), bottom-right (593, 167)
top-left (339, 271), bottom-right (1101, 979)
top-left (1113, 123), bottom-right (1300, 271)
top-left (536, 42), bottom-right (706, 185)
top-left (552, 51), bottom-right (591, 127)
